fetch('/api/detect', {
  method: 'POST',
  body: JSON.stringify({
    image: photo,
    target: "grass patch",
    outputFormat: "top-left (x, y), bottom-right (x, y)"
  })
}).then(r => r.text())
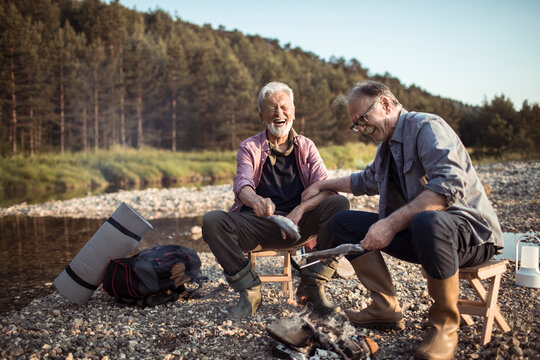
top-left (1, 143), bottom-right (535, 207)
top-left (319, 142), bottom-right (378, 170)
top-left (468, 148), bottom-right (540, 164)
top-left (0, 147), bottom-right (240, 203)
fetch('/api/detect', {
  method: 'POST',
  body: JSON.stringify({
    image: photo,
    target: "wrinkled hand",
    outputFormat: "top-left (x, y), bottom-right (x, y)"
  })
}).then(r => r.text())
top-left (360, 219), bottom-right (396, 250)
top-left (253, 197), bottom-right (275, 217)
top-left (301, 183), bottom-right (320, 202)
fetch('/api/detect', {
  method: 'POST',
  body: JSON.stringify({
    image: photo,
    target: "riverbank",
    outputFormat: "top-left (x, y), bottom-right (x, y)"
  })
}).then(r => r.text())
top-left (0, 144), bottom-right (379, 207)
top-left (0, 160), bottom-right (539, 359)
top-left (1, 160), bottom-right (539, 233)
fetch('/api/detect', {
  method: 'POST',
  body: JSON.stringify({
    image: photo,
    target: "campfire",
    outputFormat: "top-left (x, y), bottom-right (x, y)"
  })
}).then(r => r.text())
top-left (265, 310), bottom-right (379, 359)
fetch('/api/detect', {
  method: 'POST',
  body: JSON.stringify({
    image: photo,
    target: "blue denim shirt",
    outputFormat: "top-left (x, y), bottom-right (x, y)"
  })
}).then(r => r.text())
top-left (350, 110), bottom-right (503, 248)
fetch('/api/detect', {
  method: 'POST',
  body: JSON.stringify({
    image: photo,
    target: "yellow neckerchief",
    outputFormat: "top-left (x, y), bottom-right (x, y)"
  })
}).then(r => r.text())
top-left (266, 128), bottom-right (298, 165)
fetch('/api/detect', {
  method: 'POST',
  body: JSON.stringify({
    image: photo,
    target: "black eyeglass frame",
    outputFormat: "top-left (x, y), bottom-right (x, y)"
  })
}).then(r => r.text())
top-left (350, 97), bottom-right (380, 133)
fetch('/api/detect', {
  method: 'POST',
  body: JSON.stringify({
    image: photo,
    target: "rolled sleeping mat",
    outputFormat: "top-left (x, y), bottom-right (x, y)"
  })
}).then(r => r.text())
top-left (53, 202), bottom-right (153, 305)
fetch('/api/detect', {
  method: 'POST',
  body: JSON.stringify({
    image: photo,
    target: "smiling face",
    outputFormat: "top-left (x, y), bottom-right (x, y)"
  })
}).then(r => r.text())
top-left (348, 95), bottom-right (397, 142)
top-left (259, 91), bottom-right (295, 143)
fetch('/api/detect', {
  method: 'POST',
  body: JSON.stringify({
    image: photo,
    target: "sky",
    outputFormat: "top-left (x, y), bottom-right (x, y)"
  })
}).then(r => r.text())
top-left (115, 0), bottom-right (540, 109)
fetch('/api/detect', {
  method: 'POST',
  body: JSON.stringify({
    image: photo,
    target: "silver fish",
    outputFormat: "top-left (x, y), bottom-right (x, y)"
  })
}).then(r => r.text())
top-left (300, 243), bottom-right (365, 260)
top-left (267, 215), bottom-right (301, 241)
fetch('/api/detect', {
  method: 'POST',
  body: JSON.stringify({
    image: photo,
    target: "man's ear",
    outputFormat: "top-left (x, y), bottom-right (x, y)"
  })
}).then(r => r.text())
top-left (381, 97), bottom-right (391, 113)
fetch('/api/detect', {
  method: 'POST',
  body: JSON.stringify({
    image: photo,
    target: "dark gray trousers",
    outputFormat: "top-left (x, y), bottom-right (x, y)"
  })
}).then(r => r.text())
top-left (202, 194), bottom-right (350, 276)
top-left (331, 210), bottom-right (497, 279)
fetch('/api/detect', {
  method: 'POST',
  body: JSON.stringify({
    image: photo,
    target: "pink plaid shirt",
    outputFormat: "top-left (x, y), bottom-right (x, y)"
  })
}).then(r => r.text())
top-left (229, 130), bottom-right (329, 212)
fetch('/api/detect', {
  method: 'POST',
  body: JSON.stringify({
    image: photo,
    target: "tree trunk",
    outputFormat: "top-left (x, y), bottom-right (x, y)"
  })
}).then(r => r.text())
top-left (136, 83), bottom-right (143, 148)
top-left (67, 118), bottom-right (71, 152)
top-left (37, 118), bottom-right (42, 152)
top-left (171, 97), bottom-right (177, 151)
top-left (119, 44), bottom-right (126, 147)
top-left (30, 128), bottom-right (35, 157)
top-left (93, 68), bottom-right (99, 152)
top-left (83, 107), bottom-right (88, 152)
top-left (29, 107), bottom-right (34, 156)
top-left (230, 106), bottom-right (236, 150)
top-left (60, 51), bottom-right (65, 154)
top-left (20, 128), bottom-right (24, 153)
top-left (10, 53), bottom-right (17, 155)
top-left (120, 95), bottom-right (126, 147)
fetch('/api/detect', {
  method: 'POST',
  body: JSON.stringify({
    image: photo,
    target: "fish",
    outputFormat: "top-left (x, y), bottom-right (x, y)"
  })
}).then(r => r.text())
top-left (300, 243), bottom-right (366, 261)
top-left (267, 215), bottom-right (301, 241)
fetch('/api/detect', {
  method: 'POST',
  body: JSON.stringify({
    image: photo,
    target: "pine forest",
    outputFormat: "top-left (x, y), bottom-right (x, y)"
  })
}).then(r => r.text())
top-left (1, 0), bottom-right (539, 158)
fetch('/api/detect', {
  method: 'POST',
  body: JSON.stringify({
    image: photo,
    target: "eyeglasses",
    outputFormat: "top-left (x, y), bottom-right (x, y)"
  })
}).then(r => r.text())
top-left (350, 97), bottom-right (379, 133)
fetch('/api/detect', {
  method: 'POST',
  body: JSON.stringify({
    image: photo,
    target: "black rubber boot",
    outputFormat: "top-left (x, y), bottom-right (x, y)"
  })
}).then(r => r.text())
top-left (296, 259), bottom-right (340, 314)
top-left (225, 263), bottom-right (262, 319)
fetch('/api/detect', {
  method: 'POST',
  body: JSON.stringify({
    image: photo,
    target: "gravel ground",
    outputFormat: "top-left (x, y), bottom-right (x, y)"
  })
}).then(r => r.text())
top-left (0, 160), bottom-right (539, 359)
top-left (0, 254), bottom-right (538, 360)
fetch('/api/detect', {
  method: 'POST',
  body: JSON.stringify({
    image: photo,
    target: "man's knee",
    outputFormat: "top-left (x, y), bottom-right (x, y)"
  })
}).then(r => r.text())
top-left (318, 194), bottom-right (350, 221)
top-left (202, 210), bottom-right (229, 244)
top-left (326, 194), bottom-right (350, 212)
top-left (411, 211), bottom-right (459, 279)
top-left (331, 210), bottom-right (367, 246)
top-left (410, 211), bottom-right (452, 245)
top-left (331, 209), bottom-right (352, 230)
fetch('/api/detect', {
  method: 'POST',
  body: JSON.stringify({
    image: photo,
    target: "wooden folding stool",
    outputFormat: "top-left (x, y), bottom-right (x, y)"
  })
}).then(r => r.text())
top-left (245, 247), bottom-right (298, 304)
top-left (458, 260), bottom-right (511, 345)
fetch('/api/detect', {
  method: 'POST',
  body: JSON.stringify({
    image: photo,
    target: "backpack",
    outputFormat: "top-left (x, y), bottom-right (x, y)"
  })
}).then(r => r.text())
top-left (101, 245), bottom-right (207, 307)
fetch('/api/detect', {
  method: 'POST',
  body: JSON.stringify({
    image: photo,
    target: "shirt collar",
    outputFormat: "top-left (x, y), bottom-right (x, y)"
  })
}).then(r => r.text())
top-left (266, 128), bottom-right (298, 165)
top-left (390, 108), bottom-right (408, 144)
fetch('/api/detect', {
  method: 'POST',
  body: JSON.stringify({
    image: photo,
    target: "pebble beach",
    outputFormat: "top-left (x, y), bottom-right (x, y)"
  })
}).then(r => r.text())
top-left (0, 160), bottom-right (539, 359)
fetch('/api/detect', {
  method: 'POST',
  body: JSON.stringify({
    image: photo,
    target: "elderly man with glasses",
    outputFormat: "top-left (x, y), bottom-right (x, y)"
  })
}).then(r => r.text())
top-left (302, 80), bottom-right (503, 360)
top-left (202, 81), bottom-right (349, 319)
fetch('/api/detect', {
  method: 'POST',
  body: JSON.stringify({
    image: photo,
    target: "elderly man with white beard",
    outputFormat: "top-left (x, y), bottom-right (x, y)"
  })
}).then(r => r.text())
top-left (202, 82), bottom-right (349, 319)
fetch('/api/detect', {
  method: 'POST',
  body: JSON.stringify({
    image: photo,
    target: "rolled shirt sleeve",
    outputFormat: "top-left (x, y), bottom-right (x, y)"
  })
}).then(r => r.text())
top-left (232, 144), bottom-right (257, 198)
top-left (350, 162), bottom-right (379, 196)
top-left (302, 138), bottom-right (328, 186)
top-left (416, 120), bottom-right (470, 206)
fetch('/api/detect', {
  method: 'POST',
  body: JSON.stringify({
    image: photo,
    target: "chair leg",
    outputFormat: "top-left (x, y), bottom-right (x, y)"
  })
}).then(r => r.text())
top-left (460, 313), bottom-right (475, 326)
top-left (469, 275), bottom-right (510, 345)
top-left (283, 252), bottom-right (290, 294)
top-left (246, 249), bottom-right (296, 303)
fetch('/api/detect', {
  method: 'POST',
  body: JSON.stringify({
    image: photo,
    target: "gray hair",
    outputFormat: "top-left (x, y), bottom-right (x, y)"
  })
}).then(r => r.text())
top-left (337, 80), bottom-right (400, 106)
top-left (257, 82), bottom-right (294, 113)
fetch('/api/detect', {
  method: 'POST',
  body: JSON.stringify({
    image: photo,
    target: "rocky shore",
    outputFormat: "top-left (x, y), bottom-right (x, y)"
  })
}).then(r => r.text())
top-left (1, 160), bottom-right (539, 233)
top-left (0, 160), bottom-right (539, 359)
top-left (1, 253), bottom-right (538, 360)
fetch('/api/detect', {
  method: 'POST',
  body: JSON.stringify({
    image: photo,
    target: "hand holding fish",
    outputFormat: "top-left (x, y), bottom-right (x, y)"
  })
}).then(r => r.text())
top-left (253, 197), bottom-right (276, 217)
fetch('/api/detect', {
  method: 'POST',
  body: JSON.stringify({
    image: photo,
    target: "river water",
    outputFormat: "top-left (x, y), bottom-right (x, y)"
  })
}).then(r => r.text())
top-left (0, 215), bottom-right (209, 314)
top-left (0, 214), bottom-right (535, 315)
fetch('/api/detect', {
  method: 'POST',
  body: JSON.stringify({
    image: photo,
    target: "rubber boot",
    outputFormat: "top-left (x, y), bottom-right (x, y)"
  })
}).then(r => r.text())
top-left (225, 262), bottom-right (262, 319)
top-left (296, 259), bottom-right (340, 314)
top-left (344, 251), bottom-right (405, 330)
top-left (415, 273), bottom-right (460, 360)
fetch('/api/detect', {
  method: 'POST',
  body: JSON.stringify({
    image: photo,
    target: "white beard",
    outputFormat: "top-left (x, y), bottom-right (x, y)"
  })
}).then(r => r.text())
top-left (267, 119), bottom-right (293, 138)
